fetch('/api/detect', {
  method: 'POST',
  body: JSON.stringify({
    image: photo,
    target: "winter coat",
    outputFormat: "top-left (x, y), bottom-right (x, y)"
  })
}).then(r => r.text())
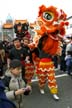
top-left (1, 70), bottom-right (26, 108)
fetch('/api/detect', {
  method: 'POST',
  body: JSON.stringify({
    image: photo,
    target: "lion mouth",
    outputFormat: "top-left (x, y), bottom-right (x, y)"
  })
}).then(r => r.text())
top-left (50, 30), bottom-right (63, 40)
top-left (50, 30), bottom-right (59, 40)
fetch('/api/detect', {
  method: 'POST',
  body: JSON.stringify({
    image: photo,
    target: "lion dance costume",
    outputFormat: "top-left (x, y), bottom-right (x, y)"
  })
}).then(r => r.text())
top-left (29, 5), bottom-right (69, 100)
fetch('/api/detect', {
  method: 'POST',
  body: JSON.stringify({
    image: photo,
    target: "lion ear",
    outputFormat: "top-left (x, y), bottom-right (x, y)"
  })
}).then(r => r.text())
top-left (38, 5), bottom-right (46, 16)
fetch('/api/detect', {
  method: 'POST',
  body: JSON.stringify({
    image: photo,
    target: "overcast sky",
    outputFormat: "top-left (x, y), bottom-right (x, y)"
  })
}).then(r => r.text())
top-left (0, 0), bottom-right (72, 23)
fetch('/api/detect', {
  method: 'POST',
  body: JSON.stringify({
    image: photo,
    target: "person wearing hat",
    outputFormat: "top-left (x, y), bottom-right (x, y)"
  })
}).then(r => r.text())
top-left (1, 59), bottom-right (31, 108)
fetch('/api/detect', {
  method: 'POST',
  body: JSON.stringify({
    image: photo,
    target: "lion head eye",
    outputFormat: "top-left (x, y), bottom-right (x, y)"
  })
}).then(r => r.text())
top-left (43, 12), bottom-right (54, 21)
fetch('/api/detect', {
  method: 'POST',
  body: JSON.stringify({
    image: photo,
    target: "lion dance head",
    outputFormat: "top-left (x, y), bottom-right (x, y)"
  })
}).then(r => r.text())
top-left (30, 5), bottom-right (69, 56)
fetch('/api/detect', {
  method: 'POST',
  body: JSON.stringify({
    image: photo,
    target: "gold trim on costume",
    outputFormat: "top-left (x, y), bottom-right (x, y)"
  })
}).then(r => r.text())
top-left (38, 67), bottom-right (55, 72)
top-left (39, 61), bottom-right (53, 66)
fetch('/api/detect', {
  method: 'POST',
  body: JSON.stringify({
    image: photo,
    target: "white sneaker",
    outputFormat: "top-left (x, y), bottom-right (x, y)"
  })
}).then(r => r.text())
top-left (53, 94), bottom-right (59, 100)
top-left (40, 89), bottom-right (45, 94)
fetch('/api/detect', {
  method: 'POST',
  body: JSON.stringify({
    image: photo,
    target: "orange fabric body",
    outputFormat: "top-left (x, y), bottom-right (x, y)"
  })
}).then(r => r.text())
top-left (42, 36), bottom-right (58, 55)
top-left (25, 63), bottom-right (34, 84)
top-left (37, 58), bottom-right (58, 94)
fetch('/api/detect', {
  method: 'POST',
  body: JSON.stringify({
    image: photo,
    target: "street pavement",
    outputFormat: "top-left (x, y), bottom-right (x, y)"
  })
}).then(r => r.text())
top-left (23, 70), bottom-right (72, 108)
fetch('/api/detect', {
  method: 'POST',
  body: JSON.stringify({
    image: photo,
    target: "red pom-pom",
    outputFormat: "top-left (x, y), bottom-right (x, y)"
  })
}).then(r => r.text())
top-left (60, 22), bottom-right (65, 26)
top-left (65, 22), bottom-right (69, 26)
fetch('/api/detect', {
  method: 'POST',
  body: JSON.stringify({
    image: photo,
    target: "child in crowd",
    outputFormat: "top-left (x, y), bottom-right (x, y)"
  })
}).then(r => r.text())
top-left (1, 59), bottom-right (31, 108)
top-left (22, 37), bottom-right (34, 86)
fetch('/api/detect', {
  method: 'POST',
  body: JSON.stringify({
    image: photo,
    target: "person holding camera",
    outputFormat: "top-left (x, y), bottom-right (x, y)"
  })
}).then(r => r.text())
top-left (1, 59), bottom-right (31, 108)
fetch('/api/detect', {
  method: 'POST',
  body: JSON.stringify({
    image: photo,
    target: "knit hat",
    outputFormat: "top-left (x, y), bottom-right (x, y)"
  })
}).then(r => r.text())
top-left (10, 59), bottom-right (22, 68)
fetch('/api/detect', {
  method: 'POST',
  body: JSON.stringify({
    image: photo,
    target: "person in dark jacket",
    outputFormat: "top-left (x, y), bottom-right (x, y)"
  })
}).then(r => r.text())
top-left (7, 38), bottom-right (27, 83)
top-left (60, 41), bottom-right (66, 72)
top-left (0, 80), bottom-right (16, 108)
